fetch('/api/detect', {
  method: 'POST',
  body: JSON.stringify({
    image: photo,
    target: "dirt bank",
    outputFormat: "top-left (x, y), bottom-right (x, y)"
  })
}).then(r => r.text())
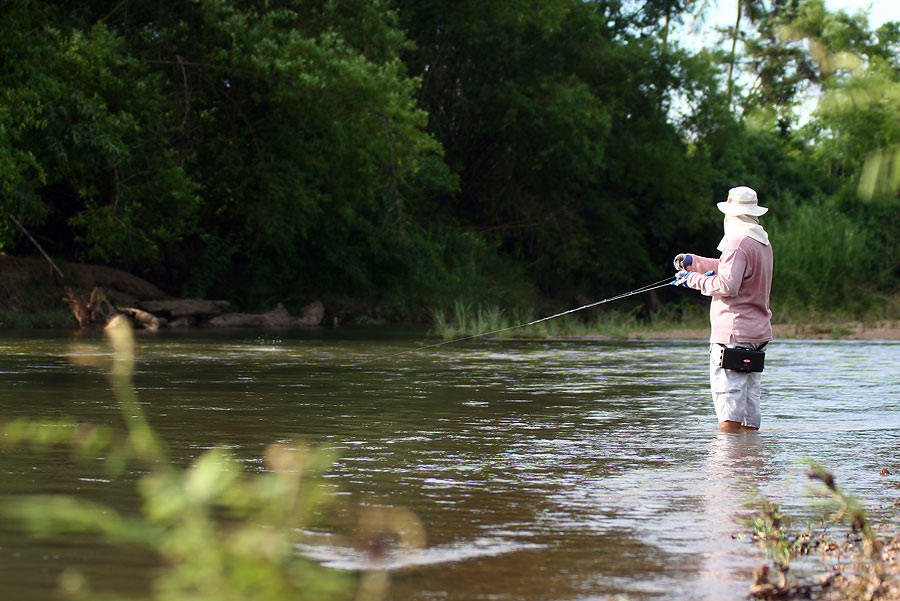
top-left (0, 254), bottom-right (170, 327)
top-left (0, 255), bottom-right (326, 329)
top-left (632, 321), bottom-right (900, 341)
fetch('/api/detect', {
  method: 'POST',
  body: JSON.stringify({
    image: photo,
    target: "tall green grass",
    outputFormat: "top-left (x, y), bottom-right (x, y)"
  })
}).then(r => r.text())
top-left (767, 201), bottom-right (885, 316)
top-left (430, 299), bottom-right (709, 340)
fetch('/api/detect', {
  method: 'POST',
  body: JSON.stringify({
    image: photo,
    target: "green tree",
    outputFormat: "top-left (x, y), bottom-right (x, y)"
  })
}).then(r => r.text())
top-left (789, 1), bottom-right (900, 290)
top-left (690, 0), bottom-right (770, 106)
top-left (723, 0), bottom-right (900, 305)
top-left (0, 3), bottom-right (199, 264)
top-left (396, 0), bottom-right (712, 299)
top-left (1, 1), bottom-right (463, 313)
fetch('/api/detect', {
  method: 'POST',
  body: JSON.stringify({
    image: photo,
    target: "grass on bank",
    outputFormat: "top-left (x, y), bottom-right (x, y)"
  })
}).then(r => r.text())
top-left (772, 288), bottom-right (900, 325)
top-left (430, 287), bottom-right (900, 341)
top-left (430, 299), bottom-right (709, 340)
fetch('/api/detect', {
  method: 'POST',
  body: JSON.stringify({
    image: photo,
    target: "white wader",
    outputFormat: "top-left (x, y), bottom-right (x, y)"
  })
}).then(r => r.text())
top-left (709, 341), bottom-right (766, 429)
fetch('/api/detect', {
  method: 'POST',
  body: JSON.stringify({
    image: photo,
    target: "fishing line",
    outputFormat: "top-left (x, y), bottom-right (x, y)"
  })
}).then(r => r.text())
top-left (350, 276), bottom-right (676, 366)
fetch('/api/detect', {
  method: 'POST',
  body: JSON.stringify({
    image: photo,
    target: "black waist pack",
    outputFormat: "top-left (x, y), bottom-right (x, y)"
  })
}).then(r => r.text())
top-left (716, 345), bottom-right (765, 373)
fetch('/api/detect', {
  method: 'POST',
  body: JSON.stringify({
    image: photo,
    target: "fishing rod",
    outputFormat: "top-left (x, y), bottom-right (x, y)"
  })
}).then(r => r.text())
top-left (352, 275), bottom-right (677, 366)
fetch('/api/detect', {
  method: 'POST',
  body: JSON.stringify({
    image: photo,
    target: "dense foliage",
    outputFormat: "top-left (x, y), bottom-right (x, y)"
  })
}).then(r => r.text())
top-left (1, 0), bottom-right (898, 320)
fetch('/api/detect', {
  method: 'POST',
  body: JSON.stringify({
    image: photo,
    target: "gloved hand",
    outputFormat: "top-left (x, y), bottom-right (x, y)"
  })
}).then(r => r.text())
top-left (671, 270), bottom-right (691, 287)
top-left (673, 254), bottom-right (692, 270)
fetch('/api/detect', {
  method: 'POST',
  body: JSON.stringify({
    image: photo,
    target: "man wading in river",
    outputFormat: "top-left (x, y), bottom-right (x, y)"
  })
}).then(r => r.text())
top-left (671, 186), bottom-right (773, 431)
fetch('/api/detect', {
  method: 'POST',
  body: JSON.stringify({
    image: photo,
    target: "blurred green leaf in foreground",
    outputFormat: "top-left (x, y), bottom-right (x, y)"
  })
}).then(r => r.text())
top-left (1, 315), bottom-right (355, 601)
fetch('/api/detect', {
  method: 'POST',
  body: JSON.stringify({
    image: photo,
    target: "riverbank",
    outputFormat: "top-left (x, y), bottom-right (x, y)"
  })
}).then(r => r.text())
top-left (632, 320), bottom-right (900, 341)
top-left (746, 463), bottom-right (900, 601)
top-left (747, 526), bottom-right (900, 601)
top-left (5, 254), bottom-right (900, 339)
top-left (0, 254), bottom-right (327, 329)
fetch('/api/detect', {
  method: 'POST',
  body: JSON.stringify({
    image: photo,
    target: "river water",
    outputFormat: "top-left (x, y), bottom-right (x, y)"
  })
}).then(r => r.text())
top-left (1, 328), bottom-right (899, 600)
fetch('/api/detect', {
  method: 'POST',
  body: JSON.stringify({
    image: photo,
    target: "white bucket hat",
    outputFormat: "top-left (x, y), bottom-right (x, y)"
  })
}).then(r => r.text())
top-left (717, 186), bottom-right (768, 217)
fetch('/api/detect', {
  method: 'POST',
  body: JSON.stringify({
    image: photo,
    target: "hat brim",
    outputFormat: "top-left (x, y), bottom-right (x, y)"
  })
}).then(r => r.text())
top-left (717, 201), bottom-right (768, 216)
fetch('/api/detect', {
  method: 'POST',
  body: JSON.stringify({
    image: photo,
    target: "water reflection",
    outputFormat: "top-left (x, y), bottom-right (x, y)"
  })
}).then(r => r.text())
top-left (696, 431), bottom-right (769, 599)
top-left (707, 430), bottom-right (767, 488)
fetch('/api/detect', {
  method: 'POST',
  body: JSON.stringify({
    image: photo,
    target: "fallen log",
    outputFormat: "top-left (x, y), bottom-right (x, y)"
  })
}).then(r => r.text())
top-left (118, 307), bottom-right (165, 331)
top-left (137, 298), bottom-right (232, 318)
top-left (206, 301), bottom-right (324, 328)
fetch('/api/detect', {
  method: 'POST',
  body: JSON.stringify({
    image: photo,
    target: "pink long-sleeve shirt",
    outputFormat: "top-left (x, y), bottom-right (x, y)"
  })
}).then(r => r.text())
top-left (684, 236), bottom-right (773, 344)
